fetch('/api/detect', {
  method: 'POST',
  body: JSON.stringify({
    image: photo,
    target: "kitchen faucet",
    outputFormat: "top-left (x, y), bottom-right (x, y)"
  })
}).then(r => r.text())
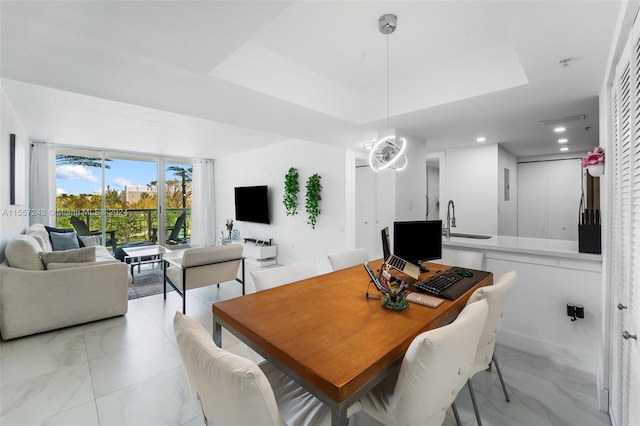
top-left (445, 200), bottom-right (456, 238)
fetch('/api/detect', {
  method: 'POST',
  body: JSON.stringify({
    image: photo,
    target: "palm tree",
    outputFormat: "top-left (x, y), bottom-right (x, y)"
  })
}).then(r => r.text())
top-left (167, 166), bottom-right (192, 239)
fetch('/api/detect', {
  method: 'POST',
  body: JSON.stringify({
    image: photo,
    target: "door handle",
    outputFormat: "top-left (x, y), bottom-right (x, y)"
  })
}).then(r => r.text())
top-left (618, 303), bottom-right (628, 310)
top-left (622, 331), bottom-right (637, 341)
top-left (426, 195), bottom-right (429, 218)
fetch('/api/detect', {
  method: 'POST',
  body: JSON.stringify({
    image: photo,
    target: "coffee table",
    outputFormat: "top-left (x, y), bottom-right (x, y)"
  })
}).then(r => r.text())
top-left (122, 245), bottom-right (172, 283)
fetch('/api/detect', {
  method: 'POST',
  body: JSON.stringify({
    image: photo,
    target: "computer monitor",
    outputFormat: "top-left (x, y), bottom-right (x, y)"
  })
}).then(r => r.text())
top-left (393, 220), bottom-right (443, 266)
top-left (381, 227), bottom-right (391, 260)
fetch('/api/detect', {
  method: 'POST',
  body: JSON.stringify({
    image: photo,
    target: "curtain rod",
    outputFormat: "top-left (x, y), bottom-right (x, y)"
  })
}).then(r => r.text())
top-left (30, 140), bottom-right (205, 162)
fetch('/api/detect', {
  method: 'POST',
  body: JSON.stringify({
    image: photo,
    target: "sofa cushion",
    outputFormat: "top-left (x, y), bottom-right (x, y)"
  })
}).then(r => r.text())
top-left (94, 245), bottom-right (117, 262)
top-left (5, 236), bottom-right (46, 270)
top-left (27, 225), bottom-right (53, 252)
top-left (50, 231), bottom-right (81, 251)
top-left (44, 226), bottom-right (85, 249)
top-left (40, 247), bottom-right (96, 269)
top-left (47, 260), bottom-right (119, 270)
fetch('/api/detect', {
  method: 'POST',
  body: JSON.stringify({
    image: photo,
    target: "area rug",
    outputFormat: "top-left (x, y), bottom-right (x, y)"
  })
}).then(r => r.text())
top-left (128, 266), bottom-right (174, 300)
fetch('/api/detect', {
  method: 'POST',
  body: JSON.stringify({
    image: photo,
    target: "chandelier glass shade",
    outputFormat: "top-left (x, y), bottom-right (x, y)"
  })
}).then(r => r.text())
top-left (368, 135), bottom-right (408, 172)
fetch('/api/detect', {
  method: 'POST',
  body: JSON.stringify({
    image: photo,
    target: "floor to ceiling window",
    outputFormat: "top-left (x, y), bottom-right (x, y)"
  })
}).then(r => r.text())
top-left (55, 148), bottom-right (192, 251)
top-left (163, 159), bottom-right (192, 246)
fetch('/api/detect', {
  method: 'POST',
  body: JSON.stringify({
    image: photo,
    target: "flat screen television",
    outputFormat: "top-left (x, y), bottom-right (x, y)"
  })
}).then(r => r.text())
top-left (234, 185), bottom-right (270, 224)
top-left (393, 220), bottom-right (443, 265)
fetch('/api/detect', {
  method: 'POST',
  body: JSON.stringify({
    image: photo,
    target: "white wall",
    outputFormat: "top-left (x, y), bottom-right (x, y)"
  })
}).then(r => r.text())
top-left (444, 144), bottom-right (499, 234)
top-left (395, 133), bottom-right (427, 221)
top-left (0, 88), bottom-right (30, 261)
top-left (486, 251), bottom-right (603, 376)
top-left (214, 139), bottom-right (347, 273)
top-left (498, 146), bottom-right (518, 236)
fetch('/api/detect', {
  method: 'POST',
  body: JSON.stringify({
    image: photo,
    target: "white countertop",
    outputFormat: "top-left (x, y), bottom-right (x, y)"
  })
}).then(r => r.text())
top-left (442, 234), bottom-right (602, 261)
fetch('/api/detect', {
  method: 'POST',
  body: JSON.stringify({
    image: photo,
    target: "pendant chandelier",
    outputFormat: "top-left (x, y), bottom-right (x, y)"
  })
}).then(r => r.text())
top-left (368, 14), bottom-right (408, 173)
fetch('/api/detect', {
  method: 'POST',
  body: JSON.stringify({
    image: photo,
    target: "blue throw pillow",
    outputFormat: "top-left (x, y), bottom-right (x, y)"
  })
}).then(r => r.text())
top-left (44, 226), bottom-right (85, 248)
top-left (49, 230), bottom-right (80, 251)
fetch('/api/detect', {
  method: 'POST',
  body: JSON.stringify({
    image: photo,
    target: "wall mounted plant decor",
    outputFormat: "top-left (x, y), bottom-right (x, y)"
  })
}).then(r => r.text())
top-left (305, 173), bottom-right (322, 229)
top-left (283, 167), bottom-right (299, 216)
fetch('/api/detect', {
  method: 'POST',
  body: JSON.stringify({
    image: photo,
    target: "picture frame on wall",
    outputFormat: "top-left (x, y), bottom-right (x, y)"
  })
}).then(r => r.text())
top-left (9, 133), bottom-right (25, 205)
top-left (10, 133), bottom-right (16, 205)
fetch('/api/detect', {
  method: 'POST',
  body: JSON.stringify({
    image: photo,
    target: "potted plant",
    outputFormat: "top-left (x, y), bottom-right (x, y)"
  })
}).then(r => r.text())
top-left (305, 173), bottom-right (322, 229)
top-left (283, 167), bottom-right (299, 216)
top-left (581, 146), bottom-right (605, 177)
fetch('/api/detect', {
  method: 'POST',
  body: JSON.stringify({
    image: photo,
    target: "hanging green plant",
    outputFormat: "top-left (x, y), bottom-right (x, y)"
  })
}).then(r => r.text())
top-left (305, 173), bottom-right (322, 229)
top-left (283, 167), bottom-right (299, 216)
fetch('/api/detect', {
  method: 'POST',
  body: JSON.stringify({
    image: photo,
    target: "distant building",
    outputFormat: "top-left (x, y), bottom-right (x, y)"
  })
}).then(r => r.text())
top-left (120, 185), bottom-right (156, 204)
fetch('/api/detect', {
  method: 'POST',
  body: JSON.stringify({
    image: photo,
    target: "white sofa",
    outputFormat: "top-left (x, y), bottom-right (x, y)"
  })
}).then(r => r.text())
top-left (0, 224), bottom-right (130, 339)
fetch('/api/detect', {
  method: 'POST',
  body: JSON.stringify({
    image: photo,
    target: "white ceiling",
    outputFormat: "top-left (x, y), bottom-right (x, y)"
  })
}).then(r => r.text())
top-left (0, 1), bottom-right (622, 159)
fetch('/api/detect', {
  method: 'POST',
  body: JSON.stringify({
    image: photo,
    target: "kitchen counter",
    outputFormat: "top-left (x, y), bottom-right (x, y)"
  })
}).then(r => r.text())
top-left (442, 234), bottom-right (602, 262)
top-left (440, 233), bottom-right (603, 377)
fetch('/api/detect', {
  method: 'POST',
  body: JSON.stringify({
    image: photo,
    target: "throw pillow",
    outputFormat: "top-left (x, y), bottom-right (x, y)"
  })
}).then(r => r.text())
top-left (39, 246), bottom-right (96, 269)
top-left (49, 231), bottom-right (80, 251)
top-left (46, 261), bottom-right (101, 270)
top-left (44, 226), bottom-right (86, 248)
top-left (5, 236), bottom-right (46, 270)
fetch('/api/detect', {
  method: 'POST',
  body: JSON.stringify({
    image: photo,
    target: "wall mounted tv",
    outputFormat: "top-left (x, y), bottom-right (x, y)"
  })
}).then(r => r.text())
top-left (234, 185), bottom-right (270, 224)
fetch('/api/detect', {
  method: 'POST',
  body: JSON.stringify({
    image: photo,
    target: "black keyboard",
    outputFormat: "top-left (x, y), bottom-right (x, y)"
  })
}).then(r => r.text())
top-left (415, 269), bottom-right (464, 296)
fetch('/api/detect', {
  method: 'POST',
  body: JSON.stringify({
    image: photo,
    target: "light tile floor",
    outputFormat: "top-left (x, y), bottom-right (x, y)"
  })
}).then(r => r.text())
top-left (0, 278), bottom-right (611, 426)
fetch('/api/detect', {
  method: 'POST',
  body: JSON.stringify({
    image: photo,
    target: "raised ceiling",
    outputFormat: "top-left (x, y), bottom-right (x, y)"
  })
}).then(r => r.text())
top-left (0, 1), bottom-right (622, 159)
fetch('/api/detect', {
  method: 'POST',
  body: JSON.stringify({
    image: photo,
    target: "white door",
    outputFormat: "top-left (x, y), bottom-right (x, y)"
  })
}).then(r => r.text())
top-left (426, 163), bottom-right (439, 220)
top-left (609, 24), bottom-right (640, 426)
top-left (356, 165), bottom-right (378, 259)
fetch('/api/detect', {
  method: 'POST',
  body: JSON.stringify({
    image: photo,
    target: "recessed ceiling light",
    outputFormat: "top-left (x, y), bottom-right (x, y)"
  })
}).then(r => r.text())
top-left (558, 138), bottom-right (568, 144)
top-left (476, 137), bottom-right (486, 143)
top-left (560, 147), bottom-right (569, 152)
top-left (554, 126), bottom-right (566, 133)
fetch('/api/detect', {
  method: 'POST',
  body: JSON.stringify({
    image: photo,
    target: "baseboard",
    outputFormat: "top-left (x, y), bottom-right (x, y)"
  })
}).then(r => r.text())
top-left (609, 403), bottom-right (619, 426)
top-left (598, 388), bottom-right (609, 413)
top-left (497, 329), bottom-right (598, 376)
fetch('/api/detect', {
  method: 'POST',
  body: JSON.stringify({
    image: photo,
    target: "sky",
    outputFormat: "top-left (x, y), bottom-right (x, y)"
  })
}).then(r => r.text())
top-left (56, 158), bottom-right (188, 196)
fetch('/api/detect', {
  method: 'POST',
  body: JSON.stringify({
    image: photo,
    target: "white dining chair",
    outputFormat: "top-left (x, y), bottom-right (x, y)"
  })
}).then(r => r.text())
top-left (358, 299), bottom-right (489, 426)
top-left (174, 311), bottom-right (353, 426)
top-left (464, 270), bottom-right (517, 426)
top-left (327, 248), bottom-right (369, 271)
top-left (250, 260), bottom-right (318, 292)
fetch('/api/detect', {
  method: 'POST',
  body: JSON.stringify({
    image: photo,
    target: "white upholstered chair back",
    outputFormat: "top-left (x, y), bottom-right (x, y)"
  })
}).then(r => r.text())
top-left (164, 244), bottom-right (244, 313)
top-left (174, 312), bottom-right (334, 426)
top-left (359, 299), bottom-right (489, 426)
top-left (466, 270), bottom-right (517, 375)
top-left (439, 248), bottom-right (485, 270)
top-left (173, 312), bottom-right (285, 426)
top-left (327, 248), bottom-right (369, 271)
top-left (179, 244), bottom-right (243, 289)
top-left (251, 260), bottom-right (317, 292)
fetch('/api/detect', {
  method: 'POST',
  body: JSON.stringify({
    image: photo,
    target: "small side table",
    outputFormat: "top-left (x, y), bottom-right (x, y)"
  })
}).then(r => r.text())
top-left (122, 245), bottom-right (172, 283)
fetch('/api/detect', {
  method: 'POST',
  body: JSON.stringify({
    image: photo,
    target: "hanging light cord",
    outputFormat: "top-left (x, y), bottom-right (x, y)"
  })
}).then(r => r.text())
top-left (386, 30), bottom-right (390, 131)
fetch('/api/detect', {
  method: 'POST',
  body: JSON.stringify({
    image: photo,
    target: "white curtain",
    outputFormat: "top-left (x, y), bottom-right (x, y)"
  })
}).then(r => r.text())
top-left (190, 159), bottom-right (216, 246)
top-left (29, 142), bottom-right (56, 226)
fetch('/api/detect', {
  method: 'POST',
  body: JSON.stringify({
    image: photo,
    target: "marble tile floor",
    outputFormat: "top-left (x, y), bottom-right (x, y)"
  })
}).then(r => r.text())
top-left (0, 280), bottom-right (611, 426)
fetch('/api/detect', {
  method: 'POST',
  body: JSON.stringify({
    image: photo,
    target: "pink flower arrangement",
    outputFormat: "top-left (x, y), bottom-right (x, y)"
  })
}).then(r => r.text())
top-left (581, 146), bottom-right (605, 168)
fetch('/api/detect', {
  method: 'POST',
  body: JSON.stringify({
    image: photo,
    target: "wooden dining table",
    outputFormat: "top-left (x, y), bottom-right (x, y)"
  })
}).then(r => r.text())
top-left (212, 259), bottom-right (492, 426)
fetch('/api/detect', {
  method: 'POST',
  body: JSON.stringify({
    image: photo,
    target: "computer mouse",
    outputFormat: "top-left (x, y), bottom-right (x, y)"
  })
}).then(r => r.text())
top-left (455, 269), bottom-right (473, 277)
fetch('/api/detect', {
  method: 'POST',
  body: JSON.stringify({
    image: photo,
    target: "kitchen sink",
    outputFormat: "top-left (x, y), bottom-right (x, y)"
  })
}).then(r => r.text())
top-left (446, 232), bottom-right (492, 239)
